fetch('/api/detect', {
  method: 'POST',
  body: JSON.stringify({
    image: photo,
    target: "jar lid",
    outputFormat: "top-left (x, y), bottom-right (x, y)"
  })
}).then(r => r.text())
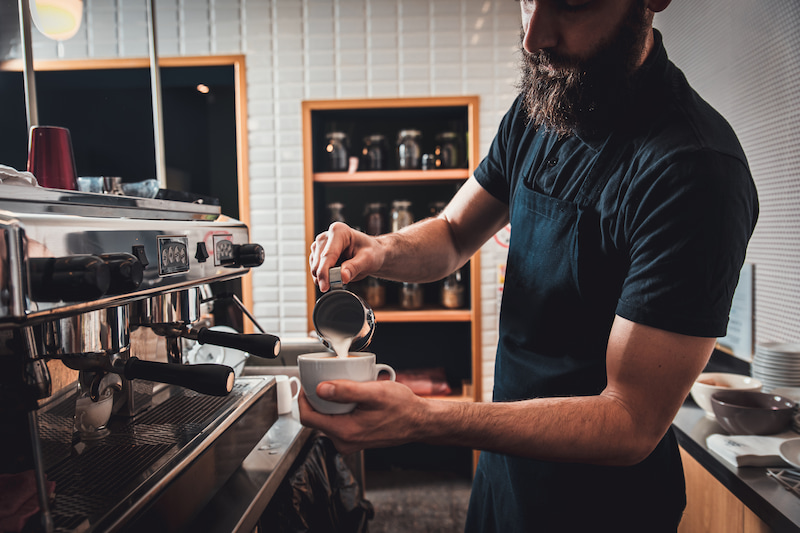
top-left (326, 131), bottom-right (347, 139)
top-left (398, 129), bottom-right (421, 138)
top-left (365, 134), bottom-right (385, 142)
top-left (391, 200), bottom-right (412, 208)
top-left (436, 131), bottom-right (457, 140)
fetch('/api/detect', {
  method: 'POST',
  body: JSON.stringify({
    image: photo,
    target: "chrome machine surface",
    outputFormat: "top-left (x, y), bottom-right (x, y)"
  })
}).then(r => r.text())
top-left (0, 185), bottom-right (280, 532)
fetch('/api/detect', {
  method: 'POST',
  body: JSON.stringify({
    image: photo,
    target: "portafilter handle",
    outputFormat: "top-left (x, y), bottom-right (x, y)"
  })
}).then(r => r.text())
top-left (121, 357), bottom-right (234, 396)
top-left (190, 327), bottom-right (281, 359)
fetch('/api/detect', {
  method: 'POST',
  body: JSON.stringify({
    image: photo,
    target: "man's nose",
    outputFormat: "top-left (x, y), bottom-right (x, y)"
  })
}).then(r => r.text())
top-left (521, 2), bottom-right (558, 53)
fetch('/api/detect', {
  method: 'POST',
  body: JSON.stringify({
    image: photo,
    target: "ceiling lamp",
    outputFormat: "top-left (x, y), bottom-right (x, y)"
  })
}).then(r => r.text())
top-left (29, 0), bottom-right (84, 41)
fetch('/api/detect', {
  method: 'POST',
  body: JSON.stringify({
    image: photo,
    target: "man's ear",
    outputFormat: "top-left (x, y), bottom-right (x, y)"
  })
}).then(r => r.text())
top-left (646, 0), bottom-right (672, 13)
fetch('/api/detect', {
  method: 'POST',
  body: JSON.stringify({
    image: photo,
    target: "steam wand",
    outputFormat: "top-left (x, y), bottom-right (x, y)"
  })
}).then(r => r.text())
top-left (200, 290), bottom-right (267, 334)
top-left (231, 293), bottom-right (266, 333)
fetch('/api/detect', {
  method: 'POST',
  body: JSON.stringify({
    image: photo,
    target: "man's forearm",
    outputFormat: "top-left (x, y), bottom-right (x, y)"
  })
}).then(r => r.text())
top-left (370, 176), bottom-right (508, 283)
top-left (373, 216), bottom-right (466, 283)
top-left (418, 394), bottom-right (666, 467)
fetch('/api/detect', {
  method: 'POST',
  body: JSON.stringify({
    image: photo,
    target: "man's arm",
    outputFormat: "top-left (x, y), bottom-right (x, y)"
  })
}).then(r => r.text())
top-left (300, 316), bottom-right (714, 465)
top-left (311, 176), bottom-right (509, 291)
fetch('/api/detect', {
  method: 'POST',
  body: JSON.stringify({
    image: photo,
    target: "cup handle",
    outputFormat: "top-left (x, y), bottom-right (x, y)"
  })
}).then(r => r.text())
top-left (376, 364), bottom-right (396, 381)
top-left (289, 376), bottom-right (301, 399)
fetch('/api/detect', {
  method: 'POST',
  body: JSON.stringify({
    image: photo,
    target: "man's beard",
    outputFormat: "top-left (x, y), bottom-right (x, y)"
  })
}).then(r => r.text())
top-left (517, 3), bottom-right (652, 136)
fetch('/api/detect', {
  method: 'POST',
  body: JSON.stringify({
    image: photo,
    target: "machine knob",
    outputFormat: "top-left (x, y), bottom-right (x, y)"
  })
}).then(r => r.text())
top-left (232, 243), bottom-right (265, 268)
top-left (28, 255), bottom-right (110, 302)
top-left (100, 253), bottom-right (144, 295)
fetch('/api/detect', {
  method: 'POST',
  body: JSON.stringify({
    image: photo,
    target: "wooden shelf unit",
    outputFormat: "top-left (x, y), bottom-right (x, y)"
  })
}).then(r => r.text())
top-left (302, 96), bottom-right (482, 405)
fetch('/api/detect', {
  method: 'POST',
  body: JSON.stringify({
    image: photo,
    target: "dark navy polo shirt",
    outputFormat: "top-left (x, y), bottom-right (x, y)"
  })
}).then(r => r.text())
top-left (476, 31), bottom-right (758, 340)
top-left (466, 30), bottom-right (759, 532)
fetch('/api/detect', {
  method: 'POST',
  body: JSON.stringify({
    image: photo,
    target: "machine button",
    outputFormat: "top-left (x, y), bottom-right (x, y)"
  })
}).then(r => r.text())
top-left (131, 245), bottom-right (149, 267)
top-left (195, 242), bottom-right (210, 263)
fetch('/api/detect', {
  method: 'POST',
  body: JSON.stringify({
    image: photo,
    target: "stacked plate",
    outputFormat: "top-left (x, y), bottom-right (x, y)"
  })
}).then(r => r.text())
top-left (752, 343), bottom-right (800, 433)
top-left (752, 343), bottom-right (800, 392)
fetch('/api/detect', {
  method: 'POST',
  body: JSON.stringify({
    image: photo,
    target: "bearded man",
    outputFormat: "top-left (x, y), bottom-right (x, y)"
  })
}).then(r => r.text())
top-left (302, 1), bottom-right (759, 531)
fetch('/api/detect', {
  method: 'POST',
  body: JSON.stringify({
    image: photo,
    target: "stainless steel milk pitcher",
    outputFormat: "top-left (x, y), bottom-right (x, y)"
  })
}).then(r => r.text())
top-left (312, 267), bottom-right (375, 353)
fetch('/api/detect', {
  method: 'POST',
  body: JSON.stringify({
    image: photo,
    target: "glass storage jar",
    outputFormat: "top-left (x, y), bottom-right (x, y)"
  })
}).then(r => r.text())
top-left (361, 134), bottom-right (387, 171)
top-left (397, 130), bottom-right (422, 170)
top-left (390, 200), bottom-right (414, 232)
top-left (400, 282), bottom-right (424, 310)
top-left (441, 269), bottom-right (466, 309)
top-left (327, 202), bottom-right (346, 224)
top-left (364, 276), bottom-right (386, 309)
top-left (325, 131), bottom-right (349, 172)
top-left (364, 202), bottom-right (387, 236)
top-left (434, 132), bottom-right (459, 169)
top-left (428, 201), bottom-right (447, 217)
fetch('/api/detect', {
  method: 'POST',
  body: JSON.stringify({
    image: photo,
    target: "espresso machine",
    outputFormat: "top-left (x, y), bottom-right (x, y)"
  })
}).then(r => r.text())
top-left (0, 185), bottom-right (282, 532)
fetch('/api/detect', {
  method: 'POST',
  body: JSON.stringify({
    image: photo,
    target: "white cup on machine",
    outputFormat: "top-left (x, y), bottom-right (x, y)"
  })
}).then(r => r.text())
top-left (275, 375), bottom-right (301, 415)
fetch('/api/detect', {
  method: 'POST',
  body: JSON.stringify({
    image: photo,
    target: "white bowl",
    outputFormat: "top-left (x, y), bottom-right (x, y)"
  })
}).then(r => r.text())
top-left (690, 372), bottom-right (762, 418)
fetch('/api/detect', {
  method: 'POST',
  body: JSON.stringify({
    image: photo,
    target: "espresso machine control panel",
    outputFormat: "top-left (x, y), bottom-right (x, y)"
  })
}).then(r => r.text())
top-left (0, 188), bottom-right (265, 320)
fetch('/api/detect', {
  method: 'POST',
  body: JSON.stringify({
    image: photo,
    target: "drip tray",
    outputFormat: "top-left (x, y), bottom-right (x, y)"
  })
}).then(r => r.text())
top-left (37, 376), bottom-right (277, 532)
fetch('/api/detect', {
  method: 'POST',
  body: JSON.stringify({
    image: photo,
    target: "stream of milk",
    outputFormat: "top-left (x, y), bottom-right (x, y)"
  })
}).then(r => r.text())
top-left (320, 329), bottom-right (353, 358)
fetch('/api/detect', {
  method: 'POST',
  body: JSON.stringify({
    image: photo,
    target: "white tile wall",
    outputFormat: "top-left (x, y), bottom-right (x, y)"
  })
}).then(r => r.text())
top-left (655, 2), bottom-right (800, 350)
top-left (8, 1), bottom-right (789, 401)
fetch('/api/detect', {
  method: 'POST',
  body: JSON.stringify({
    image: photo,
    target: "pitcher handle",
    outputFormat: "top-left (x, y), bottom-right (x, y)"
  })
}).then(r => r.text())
top-left (329, 266), bottom-right (344, 290)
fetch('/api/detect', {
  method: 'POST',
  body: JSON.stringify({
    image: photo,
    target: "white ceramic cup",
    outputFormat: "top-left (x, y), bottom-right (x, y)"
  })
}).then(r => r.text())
top-left (298, 352), bottom-right (396, 414)
top-left (275, 374), bottom-right (301, 415)
top-left (74, 392), bottom-right (114, 439)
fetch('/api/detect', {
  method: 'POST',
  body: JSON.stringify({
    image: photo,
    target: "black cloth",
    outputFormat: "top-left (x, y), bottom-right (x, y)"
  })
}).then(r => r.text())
top-left (259, 436), bottom-right (373, 532)
top-left (467, 30), bottom-right (758, 532)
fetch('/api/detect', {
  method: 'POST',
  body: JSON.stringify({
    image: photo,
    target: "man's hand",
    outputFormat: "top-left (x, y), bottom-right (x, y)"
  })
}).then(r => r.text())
top-left (298, 379), bottom-right (426, 455)
top-left (309, 222), bottom-right (383, 292)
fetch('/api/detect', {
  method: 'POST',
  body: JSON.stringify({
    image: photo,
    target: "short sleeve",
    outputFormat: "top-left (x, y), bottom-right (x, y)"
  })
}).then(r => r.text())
top-left (615, 149), bottom-right (758, 337)
top-left (473, 96), bottom-right (526, 204)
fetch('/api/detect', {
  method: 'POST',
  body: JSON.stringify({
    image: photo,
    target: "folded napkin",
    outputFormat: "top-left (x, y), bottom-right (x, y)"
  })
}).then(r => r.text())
top-left (706, 433), bottom-right (796, 468)
top-left (0, 165), bottom-right (38, 187)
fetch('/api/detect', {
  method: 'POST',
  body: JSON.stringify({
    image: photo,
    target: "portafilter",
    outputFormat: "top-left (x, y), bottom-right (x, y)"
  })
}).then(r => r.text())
top-left (37, 304), bottom-right (236, 398)
top-left (132, 286), bottom-right (281, 363)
